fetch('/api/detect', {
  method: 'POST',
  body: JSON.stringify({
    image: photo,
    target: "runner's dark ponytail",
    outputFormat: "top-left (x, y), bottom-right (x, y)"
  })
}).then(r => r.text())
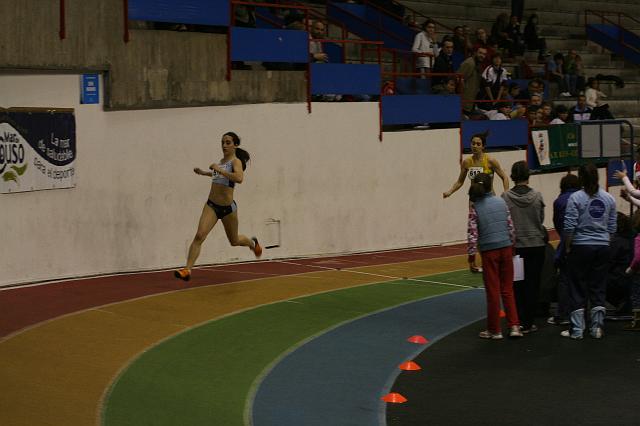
top-left (224, 131), bottom-right (250, 170)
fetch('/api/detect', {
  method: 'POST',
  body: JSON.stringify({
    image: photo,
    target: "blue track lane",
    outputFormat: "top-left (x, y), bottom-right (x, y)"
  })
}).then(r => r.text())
top-left (251, 289), bottom-right (486, 426)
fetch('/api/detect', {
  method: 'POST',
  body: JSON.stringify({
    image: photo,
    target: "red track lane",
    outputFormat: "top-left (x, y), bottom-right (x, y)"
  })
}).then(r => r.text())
top-left (0, 244), bottom-right (469, 338)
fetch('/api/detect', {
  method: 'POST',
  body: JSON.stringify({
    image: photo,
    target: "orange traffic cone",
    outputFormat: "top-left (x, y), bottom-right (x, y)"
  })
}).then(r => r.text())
top-left (381, 392), bottom-right (408, 403)
top-left (399, 361), bottom-right (422, 371)
top-left (407, 335), bottom-right (429, 344)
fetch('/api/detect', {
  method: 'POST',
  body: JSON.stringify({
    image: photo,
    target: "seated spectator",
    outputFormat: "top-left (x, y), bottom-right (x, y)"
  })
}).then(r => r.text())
top-left (585, 77), bottom-right (614, 120)
top-left (432, 38), bottom-right (455, 90)
top-left (433, 77), bottom-right (458, 95)
top-left (235, 5), bottom-right (256, 28)
top-left (550, 104), bottom-right (569, 124)
top-left (486, 101), bottom-right (512, 120)
top-left (546, 53), bottom-right (571, 97)
top-left (540, 101), bottom-right (553, 124)
top-left (507, 15), bottom-right (525, 56)
top-left (518, 78), bottom-right (544, 100)
top-left (523, 14), bottom-right (547, 61)
top-left (473, 28), bottom-right (496, 71)
top-left (569, 94), bottom-right (593, 121)
top-left (574, 54), bottom-right (586, 94)
top-left (527, 105), bottom-right (544, 126)
top-left (480, 52), bottom-right (510, 108)
top-left (490, 13), bottom-right (514, 57)
top-left (529, 93), bottom-right (542, 107)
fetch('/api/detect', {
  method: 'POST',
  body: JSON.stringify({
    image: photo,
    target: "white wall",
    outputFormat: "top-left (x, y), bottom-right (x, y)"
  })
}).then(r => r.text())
top-left (0, 74), bottom-right (620, 286)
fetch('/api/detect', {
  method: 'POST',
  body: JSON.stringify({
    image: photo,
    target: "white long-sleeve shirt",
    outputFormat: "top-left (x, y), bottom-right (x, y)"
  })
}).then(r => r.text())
top-left (411, 32), bottom-right (439, 69)
top-left (585, 87), bottom-right (607, 108)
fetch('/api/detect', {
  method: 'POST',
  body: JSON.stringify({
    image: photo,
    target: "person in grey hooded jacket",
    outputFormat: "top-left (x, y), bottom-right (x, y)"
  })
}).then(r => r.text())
top-left (502, 161), bottom-right (547, 333)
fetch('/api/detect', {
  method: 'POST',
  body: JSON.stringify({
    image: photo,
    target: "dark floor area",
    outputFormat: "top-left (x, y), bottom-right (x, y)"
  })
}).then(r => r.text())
top-left (387, 319), bottom-right (640, 426)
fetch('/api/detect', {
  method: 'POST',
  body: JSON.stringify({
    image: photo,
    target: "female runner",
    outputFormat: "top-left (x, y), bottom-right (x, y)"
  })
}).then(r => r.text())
top-left (443, 132), bottom-right (510, 272)
top-left (174, 131), bottom-right (261, 281)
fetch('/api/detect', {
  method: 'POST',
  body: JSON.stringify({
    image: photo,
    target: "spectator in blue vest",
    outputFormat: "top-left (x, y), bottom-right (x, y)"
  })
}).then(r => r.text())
top-left (468, 173), bottom-right (522, 339)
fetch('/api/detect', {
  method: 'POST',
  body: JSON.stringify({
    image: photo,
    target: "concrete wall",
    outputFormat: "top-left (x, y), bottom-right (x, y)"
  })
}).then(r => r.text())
top-left (0, 0), bottom-right (305, 109)
top-left (1, 73), bottom-right (623, 287)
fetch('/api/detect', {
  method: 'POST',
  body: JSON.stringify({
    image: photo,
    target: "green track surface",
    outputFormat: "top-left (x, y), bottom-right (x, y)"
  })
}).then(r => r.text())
top-left (103, 271), bottom-right (482, 426)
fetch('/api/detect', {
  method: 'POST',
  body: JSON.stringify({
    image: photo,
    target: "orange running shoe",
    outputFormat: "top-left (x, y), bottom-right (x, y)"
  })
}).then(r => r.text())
top-left (251, 237), bottom-right (263, 258)
top-left (174, 268), bottom-right (191, 281)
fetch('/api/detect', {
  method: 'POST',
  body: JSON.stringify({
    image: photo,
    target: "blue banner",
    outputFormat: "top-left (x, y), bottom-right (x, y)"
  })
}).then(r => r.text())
top-left (382, 95), bottom-right (461, 124)
top-left (80, 74), bottom-right (99, 104)
top-left (231, 27), bottom-right (308, 62)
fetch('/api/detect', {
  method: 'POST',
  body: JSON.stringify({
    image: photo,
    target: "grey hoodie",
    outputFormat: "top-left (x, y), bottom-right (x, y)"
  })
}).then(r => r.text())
top-left (502, 185), bottom-right (546, 248)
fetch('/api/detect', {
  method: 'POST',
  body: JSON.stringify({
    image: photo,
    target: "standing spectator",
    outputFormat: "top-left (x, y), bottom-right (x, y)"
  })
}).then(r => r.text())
top-left (548, 173), bottom-right (580, 325)
top-left (606, 212), bottom-right (634, 318)
top-left (473, 28), bottom-right (496, 71)
top-left (412, 20), bottom-right (439, 76)
top-left (309, 20), bottom-right (328, 63)
top-left (432, 38), bottom-right (455, 90)
top-left (585, 78), bottom-right (614, 120)
top-left (523, 14), bottom-right (547, 61)
top-left (568, 94), bottom-right (592, 122)
top-left (458, 47), bottom-right (488, 113)
top-left (624, 211), bottom-right (640, 330)
top-left (563, 163), bottom-right (617, 339)
top-left (502, 161), bottom-right (548, 333)
top-left (563, 49), bottom-right (578, 96)
top-left (468, 173), bottom-right (522, 339)
top-left (546, 53), bottom-right (571, 97)
top-left (481, 52), bottom-right (510, 106)
top-left (452, 26), bottom-right (471, 56)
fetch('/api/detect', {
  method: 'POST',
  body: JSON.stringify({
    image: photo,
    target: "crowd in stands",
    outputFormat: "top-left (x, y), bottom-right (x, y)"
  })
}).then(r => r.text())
top-left (408, 11), bottom-right (620, 124)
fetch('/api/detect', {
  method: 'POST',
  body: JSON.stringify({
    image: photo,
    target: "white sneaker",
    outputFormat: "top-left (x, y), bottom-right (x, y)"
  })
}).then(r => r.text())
top-left (591, 327), bottom-right (604, 339)
top-left (560, 330), bottom-right (583, 340)
top-left (560, 92), bottom-right (572, 97)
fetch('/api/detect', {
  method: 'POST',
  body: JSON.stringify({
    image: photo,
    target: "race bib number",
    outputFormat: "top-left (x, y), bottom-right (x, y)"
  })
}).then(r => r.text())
top-left (468, 167), bottom-right (483, 180)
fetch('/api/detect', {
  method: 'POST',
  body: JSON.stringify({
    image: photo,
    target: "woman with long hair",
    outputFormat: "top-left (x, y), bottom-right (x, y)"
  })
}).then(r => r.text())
top-left (563, 163), bottom-right (617, 339)
top-left (443, 132), bottom-right (510, 272)
top-left (174, 131), bottom-right (262, 281)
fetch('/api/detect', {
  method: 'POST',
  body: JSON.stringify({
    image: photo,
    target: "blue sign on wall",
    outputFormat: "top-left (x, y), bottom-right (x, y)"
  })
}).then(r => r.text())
top-left (80, 74), bottom-right (99, 104)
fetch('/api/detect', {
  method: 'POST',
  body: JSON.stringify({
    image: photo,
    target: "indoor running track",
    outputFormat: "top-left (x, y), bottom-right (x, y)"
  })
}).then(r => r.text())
top-left (1, 244), bottom-right (487, 426)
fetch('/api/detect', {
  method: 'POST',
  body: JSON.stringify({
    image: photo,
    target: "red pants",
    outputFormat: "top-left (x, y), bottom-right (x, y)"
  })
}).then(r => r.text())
top-left (480, 246), bottom-right (519, 333)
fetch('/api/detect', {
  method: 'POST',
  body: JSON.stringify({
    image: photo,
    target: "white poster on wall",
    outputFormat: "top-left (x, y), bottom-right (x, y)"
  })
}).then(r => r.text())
top-left (531, 129), bottom-right (550, 166)
top-left (0, 109), bottom-right (76, 194)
